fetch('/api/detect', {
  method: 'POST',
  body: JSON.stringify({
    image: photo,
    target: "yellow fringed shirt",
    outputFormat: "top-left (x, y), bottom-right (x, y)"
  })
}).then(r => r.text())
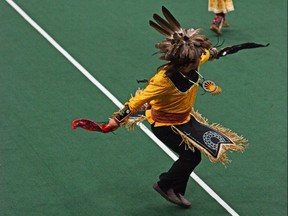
top-left (126, 50), bottom-right (211, 127)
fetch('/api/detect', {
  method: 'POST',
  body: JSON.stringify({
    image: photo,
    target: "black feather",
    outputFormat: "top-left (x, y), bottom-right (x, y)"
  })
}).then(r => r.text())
top-left (217, 42), bottom-right (270, 58)
top-left (153, 14), bottom-right (174, 35)
top-left (161, 6), bottom-right (181, 31)
top-left (149, 20), bottom-right (171, 37)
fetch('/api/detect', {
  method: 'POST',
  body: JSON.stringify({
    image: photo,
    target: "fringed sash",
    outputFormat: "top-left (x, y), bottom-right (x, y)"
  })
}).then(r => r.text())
top-left (151, 109), bottom-right (190, 123)
top-left (126, 108), bottom-right (248, 165)
top-left (171, 109), bottom-right (248, 165)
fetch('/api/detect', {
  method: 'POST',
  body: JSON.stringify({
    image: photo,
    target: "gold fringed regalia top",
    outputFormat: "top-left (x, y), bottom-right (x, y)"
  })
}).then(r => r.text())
top-left (120, 50), bottom-right (248, 165)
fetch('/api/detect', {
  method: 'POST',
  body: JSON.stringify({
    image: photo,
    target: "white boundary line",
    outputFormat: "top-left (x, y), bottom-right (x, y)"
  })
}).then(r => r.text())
top-left (5, 1), bottom-right (239, 215)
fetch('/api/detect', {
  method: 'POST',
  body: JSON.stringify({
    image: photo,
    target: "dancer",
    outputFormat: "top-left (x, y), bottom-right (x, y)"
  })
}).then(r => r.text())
top-left (73, 6), bottom-right (250, 208)
top-left (208, 0), bottom-right (235, 34)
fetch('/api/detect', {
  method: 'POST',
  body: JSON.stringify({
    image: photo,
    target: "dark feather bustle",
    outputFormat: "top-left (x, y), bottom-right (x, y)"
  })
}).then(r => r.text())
top-left (150, 6), bottom-right (213, 64)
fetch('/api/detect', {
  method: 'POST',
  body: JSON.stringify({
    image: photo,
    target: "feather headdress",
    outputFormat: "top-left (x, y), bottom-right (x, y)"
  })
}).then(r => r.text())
top-left (150, 6), bottom-right (212, 64)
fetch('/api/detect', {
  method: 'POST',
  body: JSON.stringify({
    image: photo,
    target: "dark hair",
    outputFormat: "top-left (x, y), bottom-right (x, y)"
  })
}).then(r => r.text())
top-left (156, 29), bottom-right (212, 64)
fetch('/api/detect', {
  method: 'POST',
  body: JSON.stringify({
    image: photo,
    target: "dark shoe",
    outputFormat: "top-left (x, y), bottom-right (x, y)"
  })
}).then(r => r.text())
top-left (177, 194), bottom-right (191, 208)
top-left (153, 183), bottom-right (182, 206)
top-left (222, 20), bottom-right (230, 27)
top-left (210, 24), bottom-right (221, 34)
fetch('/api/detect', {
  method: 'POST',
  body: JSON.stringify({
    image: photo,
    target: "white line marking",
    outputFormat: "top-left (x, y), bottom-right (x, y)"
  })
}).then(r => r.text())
top-left (5, 1), bottom-right (239, 215)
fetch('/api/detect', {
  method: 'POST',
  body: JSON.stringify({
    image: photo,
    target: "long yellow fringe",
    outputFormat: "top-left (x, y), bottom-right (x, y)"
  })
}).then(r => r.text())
top-left (126, 115), bottom-right (147, 131)
top-left (174, 108), bottom-right (248, 165)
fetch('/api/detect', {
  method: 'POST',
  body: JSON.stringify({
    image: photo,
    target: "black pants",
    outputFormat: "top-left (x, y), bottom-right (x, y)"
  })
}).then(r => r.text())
top-left (151, 123), bottom-right (201, 195)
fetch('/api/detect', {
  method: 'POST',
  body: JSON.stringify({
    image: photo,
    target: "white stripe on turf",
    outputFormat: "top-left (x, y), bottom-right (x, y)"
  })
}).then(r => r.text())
top-left (5, 1), bottom-right (239, 215)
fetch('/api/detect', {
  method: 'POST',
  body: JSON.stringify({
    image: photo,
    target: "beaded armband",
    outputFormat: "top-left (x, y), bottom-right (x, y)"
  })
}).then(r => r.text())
top-left (209, 48), bottom-right (218, 60)
top-left (113, 104), bottom-right (132, 126)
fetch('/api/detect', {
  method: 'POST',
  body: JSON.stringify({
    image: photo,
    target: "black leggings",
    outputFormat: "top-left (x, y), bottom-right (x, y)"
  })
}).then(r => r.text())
top-left (151, 124), bottom-right (201, 195)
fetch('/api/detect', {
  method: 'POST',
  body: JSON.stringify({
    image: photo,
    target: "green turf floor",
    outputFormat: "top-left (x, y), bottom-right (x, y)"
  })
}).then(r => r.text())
top-left (1, 0), bottom-right (287, 215)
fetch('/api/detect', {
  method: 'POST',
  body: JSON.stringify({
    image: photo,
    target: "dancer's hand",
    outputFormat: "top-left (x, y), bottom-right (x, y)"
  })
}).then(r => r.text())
top-left (99, 118), bottom-right (120, 133)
